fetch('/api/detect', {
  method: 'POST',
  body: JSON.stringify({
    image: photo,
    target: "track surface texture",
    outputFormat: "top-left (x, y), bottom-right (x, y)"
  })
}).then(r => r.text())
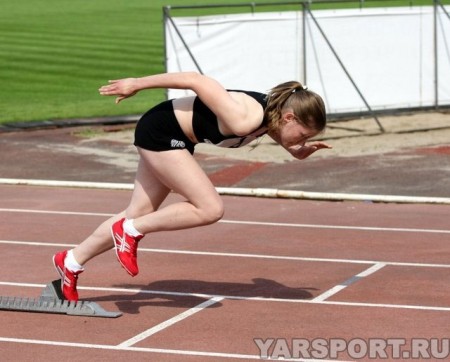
top-left (0, 115), bottom-right (449, 361)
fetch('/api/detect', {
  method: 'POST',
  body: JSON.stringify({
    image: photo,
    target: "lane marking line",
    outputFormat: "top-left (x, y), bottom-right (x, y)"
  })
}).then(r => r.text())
top-left (0, 337), bottom-right (258, 360)
top-left (0, 336), bottom-right (353, 361)
top-left (1, 240), bottom-right (450, 268)
top-left (142, 248), bottom-right (450, 269)
top-left (219, 219), bottom-right (450, 234)
top-left (118, 297), bottom-right (224, 347)
top-left (0, 208), bottom-right (112, 217)
top-left (1, 207), bottom-right (449, 234)
top-left (1, 281), bottom-right (450, 312)
top-left (312, 263), bottom-right (386, 302)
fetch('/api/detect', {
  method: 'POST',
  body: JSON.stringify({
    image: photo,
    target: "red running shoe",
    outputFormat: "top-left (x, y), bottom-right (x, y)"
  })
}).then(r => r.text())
top-left (111, 218), bottom-right (143, 277)
top-left (53, 250), bottom-right (83, 302)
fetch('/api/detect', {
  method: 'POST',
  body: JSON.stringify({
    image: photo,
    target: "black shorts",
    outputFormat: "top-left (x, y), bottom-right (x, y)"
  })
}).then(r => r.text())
top-left (134, 100), bottom-right (196, 154)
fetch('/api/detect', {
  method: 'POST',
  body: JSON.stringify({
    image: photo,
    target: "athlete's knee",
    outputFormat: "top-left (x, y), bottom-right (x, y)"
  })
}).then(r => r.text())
top-left (201, 198), bottom-right (224, 224)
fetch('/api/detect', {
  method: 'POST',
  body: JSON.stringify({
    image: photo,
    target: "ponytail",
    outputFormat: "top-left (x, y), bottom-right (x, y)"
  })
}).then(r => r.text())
top-left (265, 81), bottom-right (326, 133)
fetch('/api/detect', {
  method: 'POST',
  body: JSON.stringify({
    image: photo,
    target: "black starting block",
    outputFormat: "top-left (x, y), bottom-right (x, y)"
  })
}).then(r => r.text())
top-left (0, 280), bottom-right (122, 318)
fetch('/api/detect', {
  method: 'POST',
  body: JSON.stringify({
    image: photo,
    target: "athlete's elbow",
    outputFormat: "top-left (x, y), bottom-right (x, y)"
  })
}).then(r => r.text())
top-left (185, 71), bottom-right (214, 85)
top-left (179, 71), bottom-right (202, 86)
top-left (184, 71), bottom-right (202, 79)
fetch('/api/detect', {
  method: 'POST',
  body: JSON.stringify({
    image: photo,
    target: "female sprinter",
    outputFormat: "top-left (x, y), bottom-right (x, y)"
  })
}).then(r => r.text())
top-left (53, 72), bottom-right (331, 301)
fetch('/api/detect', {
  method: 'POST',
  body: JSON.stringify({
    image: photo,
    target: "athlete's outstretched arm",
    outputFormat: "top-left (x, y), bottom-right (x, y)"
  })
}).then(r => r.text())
top-left (99, 72), bottom-right (211, 103)
top-left (99, 72), bottom-right (258, 136)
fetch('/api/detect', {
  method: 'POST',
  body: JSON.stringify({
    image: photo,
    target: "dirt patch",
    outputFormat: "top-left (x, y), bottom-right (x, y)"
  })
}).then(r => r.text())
top-left (89, 111), bottom-right (450, 163)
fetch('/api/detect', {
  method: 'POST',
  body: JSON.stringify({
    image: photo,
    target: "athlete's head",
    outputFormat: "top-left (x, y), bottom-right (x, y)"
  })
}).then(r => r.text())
top-left (265, 81), bottom-right (326, 147)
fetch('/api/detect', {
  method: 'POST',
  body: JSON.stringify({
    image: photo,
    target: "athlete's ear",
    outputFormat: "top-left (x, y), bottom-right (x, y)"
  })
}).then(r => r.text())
top-left (282, 112), bottom-right (296, 123)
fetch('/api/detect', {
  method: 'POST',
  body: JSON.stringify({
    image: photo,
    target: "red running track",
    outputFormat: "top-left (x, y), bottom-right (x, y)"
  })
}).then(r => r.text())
top-left (0, 184), bottom-right (449, 361)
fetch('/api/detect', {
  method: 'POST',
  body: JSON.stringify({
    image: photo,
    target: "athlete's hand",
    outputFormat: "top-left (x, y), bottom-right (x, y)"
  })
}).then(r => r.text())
top-left (99, 78), bottom-right (138, 104)
top-left (288, 141), bottom-right (332, 160)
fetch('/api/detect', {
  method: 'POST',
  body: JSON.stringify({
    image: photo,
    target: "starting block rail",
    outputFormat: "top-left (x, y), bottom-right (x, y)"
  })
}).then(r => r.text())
top-left (0, 280), bottom-right (122, 318)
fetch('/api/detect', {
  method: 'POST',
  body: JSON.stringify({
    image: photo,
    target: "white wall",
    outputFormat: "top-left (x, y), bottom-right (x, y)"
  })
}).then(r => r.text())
top-left (165, 6), bottom-right (450, 114)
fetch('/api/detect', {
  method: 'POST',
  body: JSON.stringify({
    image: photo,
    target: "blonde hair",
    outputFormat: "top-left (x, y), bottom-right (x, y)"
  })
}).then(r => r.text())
top-left (265, 81), bottom-right (326, 134)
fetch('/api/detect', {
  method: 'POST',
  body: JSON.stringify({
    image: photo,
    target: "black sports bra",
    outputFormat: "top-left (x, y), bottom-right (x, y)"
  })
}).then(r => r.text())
top-left (192, 90), bottom-right (268, 148)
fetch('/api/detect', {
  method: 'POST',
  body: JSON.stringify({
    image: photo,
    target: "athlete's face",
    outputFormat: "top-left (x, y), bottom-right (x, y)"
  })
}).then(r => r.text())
top-left (275, 111), bottom-right (318, 150)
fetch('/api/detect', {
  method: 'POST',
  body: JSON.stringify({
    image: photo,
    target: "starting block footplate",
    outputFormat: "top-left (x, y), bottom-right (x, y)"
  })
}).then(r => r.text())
top-left (0, 280), bottom-right (122, 318)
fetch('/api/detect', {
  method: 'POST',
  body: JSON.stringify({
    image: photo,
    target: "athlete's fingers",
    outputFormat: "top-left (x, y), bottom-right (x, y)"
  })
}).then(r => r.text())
top-left (99, 84), bottom-right (116, 92)
top-left (307, 141), bottom-right (332, 149)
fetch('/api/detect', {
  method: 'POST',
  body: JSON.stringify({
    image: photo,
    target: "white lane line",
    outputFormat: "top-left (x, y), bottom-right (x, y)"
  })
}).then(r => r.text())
top-left (1, 207), bottom-right (449, 234)
top-left (0, 337), bottom-right (259, 360)
top-left (1, 240), bottom-right (450, 269)
top-left (0, 240), bottom-right (77, 248)
top-left (312, 263), bottom-right (386, 302)
top-left (0, 208), bottom-right (112, 217)
top-left (219, 219), bottom-right (450, 234)
top-left (1, 281), bottom-right (450, 312)
top-left (0, 336), bottom-right (352, 361)
top-left (142, 248), bottom-right (450, 269)
top-left (118, 297), bottom-right (224, 347)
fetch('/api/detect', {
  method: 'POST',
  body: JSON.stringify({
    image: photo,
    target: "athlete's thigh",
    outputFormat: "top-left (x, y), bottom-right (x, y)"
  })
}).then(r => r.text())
top-left (126, 157), bottom-right (171, 218)
top-left (137, 147), bottom-right (220, 207)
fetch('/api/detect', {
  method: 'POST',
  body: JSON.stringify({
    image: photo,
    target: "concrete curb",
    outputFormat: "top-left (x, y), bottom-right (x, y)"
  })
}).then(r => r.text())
top-left (1, 178), bottom-right (449, 205)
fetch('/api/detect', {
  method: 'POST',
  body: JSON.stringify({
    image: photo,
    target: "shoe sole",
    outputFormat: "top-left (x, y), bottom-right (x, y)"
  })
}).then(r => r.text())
top-left (111, 228), bottom-right (137, 277)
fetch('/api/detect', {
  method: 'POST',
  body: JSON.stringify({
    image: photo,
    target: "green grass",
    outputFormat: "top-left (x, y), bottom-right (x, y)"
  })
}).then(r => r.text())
top-left (1, 0), bottom-right (444, 124)
top-left (1, 1), bottom-right (161, 123)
